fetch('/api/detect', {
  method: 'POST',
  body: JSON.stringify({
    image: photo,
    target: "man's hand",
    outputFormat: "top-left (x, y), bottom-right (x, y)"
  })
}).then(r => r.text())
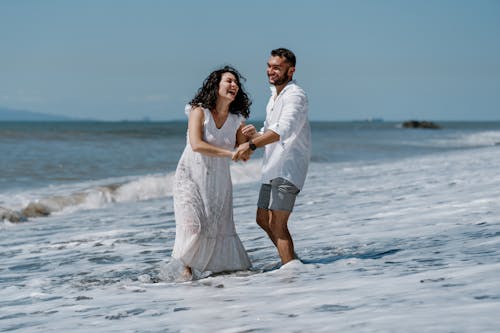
top-left (241, 124), bottom-right (257, 138)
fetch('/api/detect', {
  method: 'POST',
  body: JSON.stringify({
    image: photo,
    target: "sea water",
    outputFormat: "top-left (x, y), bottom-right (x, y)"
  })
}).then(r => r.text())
top-left (1, 121), bottom-right (500, 332)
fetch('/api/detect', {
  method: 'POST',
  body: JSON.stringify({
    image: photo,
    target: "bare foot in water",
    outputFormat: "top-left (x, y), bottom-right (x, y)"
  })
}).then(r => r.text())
top-left (181, 266), bottom-right (192, 280)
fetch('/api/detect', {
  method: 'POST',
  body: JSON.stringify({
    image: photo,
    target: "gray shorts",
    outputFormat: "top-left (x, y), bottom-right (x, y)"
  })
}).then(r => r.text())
top-left (257, 177), bottom-right (300, 212)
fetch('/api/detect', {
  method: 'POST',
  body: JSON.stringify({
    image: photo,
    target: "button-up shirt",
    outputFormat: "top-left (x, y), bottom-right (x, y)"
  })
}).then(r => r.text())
top-left (260, 80), bottom-right (311, 190)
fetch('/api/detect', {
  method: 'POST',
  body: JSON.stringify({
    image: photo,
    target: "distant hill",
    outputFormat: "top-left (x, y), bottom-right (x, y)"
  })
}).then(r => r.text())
top-left (0, 107), bottom-right (75, 121)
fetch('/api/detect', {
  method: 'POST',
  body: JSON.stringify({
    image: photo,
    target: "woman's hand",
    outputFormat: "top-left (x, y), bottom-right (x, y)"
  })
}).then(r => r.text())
top-left (232, 143), bottom-right (252, 162)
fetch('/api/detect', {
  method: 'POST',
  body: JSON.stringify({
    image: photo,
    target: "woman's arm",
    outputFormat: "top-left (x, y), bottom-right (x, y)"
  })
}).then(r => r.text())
top-left (235, 123), bottom-right (250, 147)
top-left (188, 107), bottom-right (233, 158)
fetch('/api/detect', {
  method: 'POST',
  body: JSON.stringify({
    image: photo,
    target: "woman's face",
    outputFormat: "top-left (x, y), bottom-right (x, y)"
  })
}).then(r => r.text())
top-left (218, 72), bottom-right (239, 102)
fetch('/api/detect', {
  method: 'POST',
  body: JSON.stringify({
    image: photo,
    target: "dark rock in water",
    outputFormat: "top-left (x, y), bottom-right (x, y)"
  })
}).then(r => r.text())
top-left (21, 202), bottom-right (51, 218)
top-left (0, 207), bottom-right (27, 223)
top-left (402, 120), bottom-right (441, 129)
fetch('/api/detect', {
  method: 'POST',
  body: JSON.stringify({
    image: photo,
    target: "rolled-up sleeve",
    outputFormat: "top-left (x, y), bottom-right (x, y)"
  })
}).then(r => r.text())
top-left (273, 92), bottom-right (308, 142)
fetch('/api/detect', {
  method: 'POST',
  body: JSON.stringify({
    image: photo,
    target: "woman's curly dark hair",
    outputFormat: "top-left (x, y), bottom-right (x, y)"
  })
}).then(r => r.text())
top-left (189, 65), bottom-right (251, 119)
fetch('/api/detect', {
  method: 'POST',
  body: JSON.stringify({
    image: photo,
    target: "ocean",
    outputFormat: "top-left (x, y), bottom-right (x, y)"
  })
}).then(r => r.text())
top-left (1, 120), bottom-right (500, 332)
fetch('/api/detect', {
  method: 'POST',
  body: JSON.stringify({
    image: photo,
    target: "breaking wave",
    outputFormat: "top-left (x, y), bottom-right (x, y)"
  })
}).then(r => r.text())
top-left (1, 159), bottom-right (261, 223)
top-left (429, 131), bottom-right (500, 148)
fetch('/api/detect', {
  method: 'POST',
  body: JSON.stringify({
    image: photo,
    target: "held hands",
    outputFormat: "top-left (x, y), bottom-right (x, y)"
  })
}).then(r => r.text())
top-left (232, 142), bottom-right (253, 162)
top-left (232, 124), bottom-right (257, 162)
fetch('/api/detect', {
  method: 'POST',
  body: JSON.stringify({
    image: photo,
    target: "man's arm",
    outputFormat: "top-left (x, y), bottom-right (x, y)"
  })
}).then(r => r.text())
top-left (232, 129), bottom-right (280, 161)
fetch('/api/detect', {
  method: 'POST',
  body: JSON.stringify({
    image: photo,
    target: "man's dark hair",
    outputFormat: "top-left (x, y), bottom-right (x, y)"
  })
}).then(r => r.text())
top-left (271, 48), bottom-right (296, 67)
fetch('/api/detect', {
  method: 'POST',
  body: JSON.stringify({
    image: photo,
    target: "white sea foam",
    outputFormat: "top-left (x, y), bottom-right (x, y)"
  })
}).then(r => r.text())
top-left (1, 147), bottom-right (500, 332)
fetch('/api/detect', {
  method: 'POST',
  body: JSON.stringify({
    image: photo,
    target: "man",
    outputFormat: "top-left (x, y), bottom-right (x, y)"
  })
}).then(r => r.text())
top-left (233, 48), bottom-right (311, 265)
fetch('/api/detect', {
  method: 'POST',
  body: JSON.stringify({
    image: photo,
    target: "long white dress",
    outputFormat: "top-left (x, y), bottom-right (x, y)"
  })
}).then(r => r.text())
top-left (171, 106), bottom-right (251, 274)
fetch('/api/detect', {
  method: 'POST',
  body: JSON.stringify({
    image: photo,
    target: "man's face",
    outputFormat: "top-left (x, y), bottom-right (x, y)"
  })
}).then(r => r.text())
top-left (267, 56), bottom-right (294, 86)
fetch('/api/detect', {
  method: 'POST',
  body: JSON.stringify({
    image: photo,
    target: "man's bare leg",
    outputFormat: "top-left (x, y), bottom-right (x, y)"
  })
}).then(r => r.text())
top-left (268, 209), bottom-right (295, 264)
top-left (256, 207), bottom-right (277, 246)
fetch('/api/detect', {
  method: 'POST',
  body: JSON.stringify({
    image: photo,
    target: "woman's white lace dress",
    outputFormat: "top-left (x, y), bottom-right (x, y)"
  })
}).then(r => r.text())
top-left (171, 106), bottom-right (251, 274)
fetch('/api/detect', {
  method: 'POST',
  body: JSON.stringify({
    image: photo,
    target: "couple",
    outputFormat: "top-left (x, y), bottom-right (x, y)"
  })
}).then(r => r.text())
top-left (171, 48), bottom-right (311, 280)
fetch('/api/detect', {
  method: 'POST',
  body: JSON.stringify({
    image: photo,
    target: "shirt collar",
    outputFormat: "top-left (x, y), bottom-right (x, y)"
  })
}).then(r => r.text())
top-left (270, 80), bottom-right (297, 96)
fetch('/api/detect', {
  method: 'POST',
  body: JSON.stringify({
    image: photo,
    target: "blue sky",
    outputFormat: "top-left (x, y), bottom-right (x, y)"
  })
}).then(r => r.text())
top-left (1, 0), bottom-right (499, 121)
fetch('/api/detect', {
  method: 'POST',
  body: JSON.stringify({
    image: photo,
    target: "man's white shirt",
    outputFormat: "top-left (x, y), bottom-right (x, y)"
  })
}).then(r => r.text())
top-left (260, 80), bottom-right (311, 190)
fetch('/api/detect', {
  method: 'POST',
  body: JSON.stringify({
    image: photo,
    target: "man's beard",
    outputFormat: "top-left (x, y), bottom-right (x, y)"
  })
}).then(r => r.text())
top-left (270, 72), bottom-right (290, 86)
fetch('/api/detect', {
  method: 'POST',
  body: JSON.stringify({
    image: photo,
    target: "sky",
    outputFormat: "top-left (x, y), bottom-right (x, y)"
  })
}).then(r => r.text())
top-left (1, 0), bottom-right (499, 121)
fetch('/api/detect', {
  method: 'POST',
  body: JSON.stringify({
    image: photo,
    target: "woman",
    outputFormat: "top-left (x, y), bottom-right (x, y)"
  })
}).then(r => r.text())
top-left (171, 66), bottom-right (252, 280)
